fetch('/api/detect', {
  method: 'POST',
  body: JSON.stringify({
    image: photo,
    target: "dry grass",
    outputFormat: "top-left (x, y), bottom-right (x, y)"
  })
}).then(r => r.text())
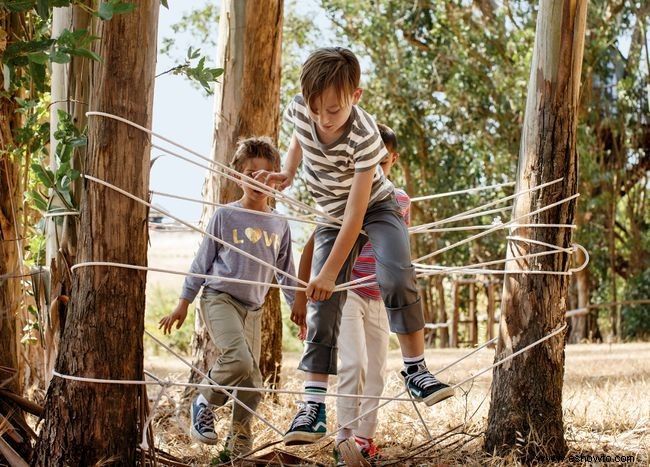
top-left (145, 343), bottom-right (650, 466)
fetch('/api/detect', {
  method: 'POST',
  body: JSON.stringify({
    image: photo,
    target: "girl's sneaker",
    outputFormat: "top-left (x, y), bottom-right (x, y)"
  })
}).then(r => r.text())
top-left (334, 438), bottom-right (370, 467)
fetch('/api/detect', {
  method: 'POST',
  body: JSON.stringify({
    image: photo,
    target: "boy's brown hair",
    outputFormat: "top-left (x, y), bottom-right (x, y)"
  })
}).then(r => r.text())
top-left (377, 123), bottom-right (398, 153)
top-left (300, 47), bottom-right (360, 111)
top-left (230, 136), bottom-right (281, 173)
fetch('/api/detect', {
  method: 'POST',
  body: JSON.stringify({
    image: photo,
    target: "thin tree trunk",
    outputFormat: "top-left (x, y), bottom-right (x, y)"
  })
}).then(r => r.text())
top-left (45, 3), bottom-right (91, 387)
top-left (0, 11), bottom-right (32, 462)
top-left (33, 2), bottom-right (159, 464)
top-left (189, 0), bottom-right (284, 388)
top-left (485, 1), bottom-right (587, 461)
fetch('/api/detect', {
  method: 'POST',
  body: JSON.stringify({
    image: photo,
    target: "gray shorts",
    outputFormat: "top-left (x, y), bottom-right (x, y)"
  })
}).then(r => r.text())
top-left (299, 194), bottom-right (424, 375)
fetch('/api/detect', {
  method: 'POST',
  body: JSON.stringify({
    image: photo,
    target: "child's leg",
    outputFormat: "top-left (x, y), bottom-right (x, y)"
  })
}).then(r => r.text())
top-left (285, 225), bottom-right (365, 445)
top-left (227, 305), bottom-right (263, 456)
top-left (298, 226), bottom-right (365, 376)
top-left (364, 196), bottom-right (455, 405)
top-left (356, 299), bottom-right (390, 439)
top-left (336, 292), bottom-right (369, 440)
top-left (198, 291), bottom-right (262, 415)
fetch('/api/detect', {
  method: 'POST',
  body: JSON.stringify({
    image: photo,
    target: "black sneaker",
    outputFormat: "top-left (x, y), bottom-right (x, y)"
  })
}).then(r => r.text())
top-left (190, 397), bottom-right (218, 444)
top-left (283, 401), bottom-right (327, 445)
top-left (401, 365), bottom-right (455, 406)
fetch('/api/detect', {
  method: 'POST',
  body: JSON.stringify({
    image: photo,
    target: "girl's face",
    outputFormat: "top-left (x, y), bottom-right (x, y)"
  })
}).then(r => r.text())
top-left (239, 157), bottom-right (275, 209)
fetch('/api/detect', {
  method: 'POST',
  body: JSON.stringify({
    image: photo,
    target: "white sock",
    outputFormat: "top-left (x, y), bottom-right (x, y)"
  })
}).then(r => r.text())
top-left (403, 354), bottom-right (425, 372)
top-left (336, 427), bottom-right (352, 444)
top-left (304, 380), bottom-right (328, 404)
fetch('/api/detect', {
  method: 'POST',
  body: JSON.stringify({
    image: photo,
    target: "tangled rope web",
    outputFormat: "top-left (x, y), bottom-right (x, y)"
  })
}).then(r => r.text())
top-left (44, 112), bottom-right (583, 458)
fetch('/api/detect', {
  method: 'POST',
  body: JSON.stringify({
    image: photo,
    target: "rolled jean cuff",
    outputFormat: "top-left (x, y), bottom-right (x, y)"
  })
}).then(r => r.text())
top-left (386, 297), bottom-right (425, 334)
top-left (298, 340), bottom-right (338, 375)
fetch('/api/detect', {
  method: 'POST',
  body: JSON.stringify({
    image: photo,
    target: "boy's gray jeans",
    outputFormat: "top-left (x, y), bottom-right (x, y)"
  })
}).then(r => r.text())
top-left (198, 290), bottom-right (262, 427)
top-left (299, 194), bottom-right (424, 375)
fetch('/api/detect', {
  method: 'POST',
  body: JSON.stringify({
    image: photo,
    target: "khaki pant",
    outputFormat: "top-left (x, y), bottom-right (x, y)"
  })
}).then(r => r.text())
top-left (198, 290), bottom-right (262, 428)
top-left (336, 292), bottom-right (390, 438)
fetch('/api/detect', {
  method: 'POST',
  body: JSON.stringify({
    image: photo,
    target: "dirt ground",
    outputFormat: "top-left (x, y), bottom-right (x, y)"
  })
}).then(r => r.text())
top-left (145, 342), bottom-right (650, 466)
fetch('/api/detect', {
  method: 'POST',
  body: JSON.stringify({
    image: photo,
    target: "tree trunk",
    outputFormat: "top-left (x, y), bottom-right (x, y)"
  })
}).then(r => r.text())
top-left (45, 3), bottom-right (92, 387)
top-left (0, 12), bottom-right (34, 462)
top-left (189, 0), bottom-right (284, 389)
top-left (0, 12), bottom-right (23, 399)
top-left (33, 2), bottom-right (159, 465)
top-left (485, 1), bottom-right (587, 461)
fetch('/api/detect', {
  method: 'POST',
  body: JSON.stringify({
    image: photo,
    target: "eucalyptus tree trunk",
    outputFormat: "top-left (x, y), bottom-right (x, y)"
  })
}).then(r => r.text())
top-left (33, 2), bottom-right (159, 464)
top-left (190, 0), bottom-right (284, 388)
top-left (45, 3), bottom-right (92, 386)
top-left (485, 1), bottom-right (587, 461)
top-left (0, 11), bottom-right (23, 399)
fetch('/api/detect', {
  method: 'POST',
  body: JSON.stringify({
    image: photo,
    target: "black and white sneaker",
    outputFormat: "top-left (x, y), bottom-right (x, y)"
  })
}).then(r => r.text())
top-left (190, 397), bottom-right (218, 444)
top-left (284, 401), bottom-right (327, 445)
top-left (402, 365), bottom-right (455, 406)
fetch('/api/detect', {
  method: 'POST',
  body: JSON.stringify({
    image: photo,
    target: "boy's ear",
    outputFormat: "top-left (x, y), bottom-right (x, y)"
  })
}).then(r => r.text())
top-left (352, 88), bottom-right (363, 104)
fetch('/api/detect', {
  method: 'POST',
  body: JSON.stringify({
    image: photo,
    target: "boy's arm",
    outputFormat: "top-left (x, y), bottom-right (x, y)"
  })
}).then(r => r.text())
top-left (291, 232), bottom-right (314, 335)
top-left (307, 169), bottom-right (375, 301)
top-left (254, 131), bottom-right (302, 190)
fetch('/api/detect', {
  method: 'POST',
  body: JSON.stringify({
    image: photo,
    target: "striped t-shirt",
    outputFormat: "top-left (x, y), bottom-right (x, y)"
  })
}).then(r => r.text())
top-left (284, 95), bottom-right (394, 219)
top-left (350, 188), bottom-right (411, 300)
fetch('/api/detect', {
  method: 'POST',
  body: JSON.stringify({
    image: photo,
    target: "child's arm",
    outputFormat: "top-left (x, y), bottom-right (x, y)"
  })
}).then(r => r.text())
top-left (307, 169), bottom-right (375, 301)
top-left (159, 299), bottom-right (190, 335)
top-left (254, 131), bottom-right (302, 190)
top-left (291, 232), bottom-right (315, 339)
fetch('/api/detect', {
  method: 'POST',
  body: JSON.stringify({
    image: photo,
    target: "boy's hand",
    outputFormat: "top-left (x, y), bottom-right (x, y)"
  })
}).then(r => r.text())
top-left (159, 300), bottom-right (189, 335)
top-left (306, 272), bottom-right (336, 301)
top-left (291, 293), bottom-right (308, 340)
top-left (253, 170), bottom-right (294, 191)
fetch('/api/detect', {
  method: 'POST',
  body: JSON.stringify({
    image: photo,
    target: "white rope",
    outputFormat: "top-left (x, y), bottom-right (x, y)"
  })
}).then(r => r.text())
top-left (415, 193), bottom-right (580, 263)
top-left (409, 181), bottom-right (516, 202)
top-left (410, 178), bottom-right (563, 233)
top-left (151, 190), bottom-right (334, 228)
top-left (82, 174), bottom-right (307, 288)
top-left (411, 223), bottom-right (576, 233)
top-left (42, 210), bottom-right (80, 218)
top-left (338, 195), bottom-right (580, 291)
top-left (86, 111), bottom-right (340, 225)
top-left (451, 323), bottom-right (567, 389)
top-left (151, 142), bottom-right (339, 226)
top-left (71, 262), bottom-right (306, 292)
top-left (410, 206), bottom-right (513, 233)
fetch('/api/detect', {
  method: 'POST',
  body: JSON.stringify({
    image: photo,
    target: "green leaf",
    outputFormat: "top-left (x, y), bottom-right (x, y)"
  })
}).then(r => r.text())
top-left (32, 164), bottom-right (55, 189)
top-left (68, 48), bottom-right (102, 62)
top-left (27, 52), bottom-right (49, 65)
top-left (36, 0), bottom-right (49, 20)
top-left (111, 2), bottom-right (136, 15)
top-left (98, 2), bottom-right (114, 20)
top-left (0, 0), bottom-right (34, 12)
top-left (29, 190), bottom-right (48, 211)
top-left (161, 0), bottom-right (168, 8)
top-left (28, 61), bottom-right (47, 93)
top-left (49, 50), bottom-right (71, 64)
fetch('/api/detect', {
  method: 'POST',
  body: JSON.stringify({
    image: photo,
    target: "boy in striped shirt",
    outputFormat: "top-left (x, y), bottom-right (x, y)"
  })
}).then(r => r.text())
top-left (255, 47), bottom-right (454, 445)
top-left (294, 124), bottom-right (411, 463)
